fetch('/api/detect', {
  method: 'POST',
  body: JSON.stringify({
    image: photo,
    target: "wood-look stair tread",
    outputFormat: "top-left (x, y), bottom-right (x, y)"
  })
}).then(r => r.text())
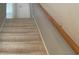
top-left (5, 24), bottom-right (35, 26)
top-left (0, 42), bottom-right (46, 53)
top-left (2, 26), bottom-right (37, 29)
top-left (0, 18), bottom-right (47, 55)
top-left (1, 28), bottom-right (38, 33)
top-left (0, 33), bottom-right (41, 41)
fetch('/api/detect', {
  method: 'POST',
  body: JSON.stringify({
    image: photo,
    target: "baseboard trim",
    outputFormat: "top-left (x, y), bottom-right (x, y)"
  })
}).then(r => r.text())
top-left (39, 4), bottom-right (79, 54)
top-left (33, 16), bottom-right (49, 55)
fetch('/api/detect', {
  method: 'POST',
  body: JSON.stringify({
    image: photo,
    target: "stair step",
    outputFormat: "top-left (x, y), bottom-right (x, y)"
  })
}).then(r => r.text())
top-left (4, 23), bottom-right (36, 27)
top-left (2, 28), bottom-right (38, 33)
top-left (0, 33), bottom-right (40, 42)
top-left (0, 42), bottom-right (45, 53)
top-left (0, 18), bottom-right (47, 54)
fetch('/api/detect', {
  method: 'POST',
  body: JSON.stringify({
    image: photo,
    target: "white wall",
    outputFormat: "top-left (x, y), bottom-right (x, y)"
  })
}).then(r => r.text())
top-left (15, 3), bottom-right (30, 18)
top-left (41, 3), bottom-right (79, 46)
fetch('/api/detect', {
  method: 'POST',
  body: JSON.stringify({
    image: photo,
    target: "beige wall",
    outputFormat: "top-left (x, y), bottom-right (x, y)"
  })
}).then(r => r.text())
top-left (41, 3), bottom-right (79, 46)
top-left (32, 4), bottom-right (75, 54)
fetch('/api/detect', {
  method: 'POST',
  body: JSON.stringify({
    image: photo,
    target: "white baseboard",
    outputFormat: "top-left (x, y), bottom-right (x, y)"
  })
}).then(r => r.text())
top-left (33, 16), bottom-right (49, 55)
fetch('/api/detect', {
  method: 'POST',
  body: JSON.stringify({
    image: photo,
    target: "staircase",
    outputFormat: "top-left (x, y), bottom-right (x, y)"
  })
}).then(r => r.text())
top-left (0, 18), bottom-right (47, 55)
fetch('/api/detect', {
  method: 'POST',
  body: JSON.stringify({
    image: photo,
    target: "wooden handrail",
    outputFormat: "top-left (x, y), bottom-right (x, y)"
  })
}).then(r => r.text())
top-left (39, 4), bottom-right (79, 54)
